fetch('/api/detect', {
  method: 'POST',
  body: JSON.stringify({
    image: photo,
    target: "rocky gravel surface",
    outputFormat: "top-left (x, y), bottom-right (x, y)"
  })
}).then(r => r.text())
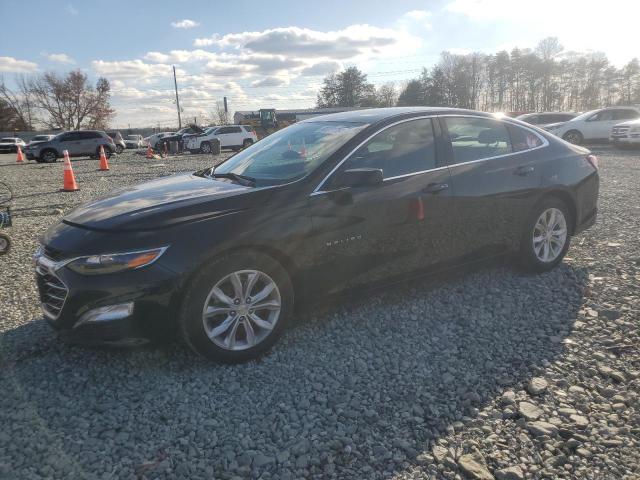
top-left (1, 147), bottom-right (639, 479)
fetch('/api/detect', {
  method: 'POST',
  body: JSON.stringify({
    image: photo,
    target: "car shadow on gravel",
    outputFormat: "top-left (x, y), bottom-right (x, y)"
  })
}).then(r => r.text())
top-left (1, 260), bottom-right (588, 479)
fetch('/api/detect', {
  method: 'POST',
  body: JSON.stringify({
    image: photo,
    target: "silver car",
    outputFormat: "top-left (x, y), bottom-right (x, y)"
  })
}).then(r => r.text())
top-left (24, 130), bottom-right (117, 163)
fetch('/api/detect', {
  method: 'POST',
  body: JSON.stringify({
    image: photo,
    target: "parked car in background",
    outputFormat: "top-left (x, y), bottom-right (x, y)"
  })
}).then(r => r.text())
top-left (27, 134), bottom-right (56, 146)
top-left (144, 132), bottom-right (176, 150)
top-left (156, 125), bottom-right (203, 152)
top-left (34, 107), bottom-right (599, 362)
top-left (610, 118), bottom-right (640, 148)
top-left (106, 131), bottom-right (126, 154)
top-left (0, 137), bottom-right (26, 153)
top-left (544, 106), bottom-right (640, 144)
top-left (24, 131), bottom-right (116, 163)
top-left (124, 135), bottom-right (145, 149)
top-left (184, 125), bottom-right (258, 153)
top-left (516, 112), bottom-right (578, 127)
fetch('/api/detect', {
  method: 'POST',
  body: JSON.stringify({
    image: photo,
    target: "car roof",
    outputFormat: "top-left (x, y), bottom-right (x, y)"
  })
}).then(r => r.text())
top-left (299, 107), bottom-right (492, 125)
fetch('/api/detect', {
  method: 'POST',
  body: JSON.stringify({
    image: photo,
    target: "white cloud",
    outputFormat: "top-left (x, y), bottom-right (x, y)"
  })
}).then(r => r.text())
top-left (196, 24), bottom-right (419, 60)
top-left (0, 56), bottom-right (38, 73)
top-left (446, 47), bottom-right (472, 55)
top-left (44, 53), bottom-right (75, 64)
top-left (92, 59), bottom-right (174, 81)
top-left (250, 77), bottom-right (288, 88)
top-left (65, 3), bottom-right (78, 15)
top-left (299, 60), bottom-right (341, 76)
top-left (171, 19), bottom-right (200, 29)
top-left (404, 9), bottom-right (431, 20)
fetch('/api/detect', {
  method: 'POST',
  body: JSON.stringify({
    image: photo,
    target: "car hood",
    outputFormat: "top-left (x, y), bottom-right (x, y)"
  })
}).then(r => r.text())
top-left (63, 172), bottom-right (268, 232)
top-left (544, 122), bottom-right (568, 129)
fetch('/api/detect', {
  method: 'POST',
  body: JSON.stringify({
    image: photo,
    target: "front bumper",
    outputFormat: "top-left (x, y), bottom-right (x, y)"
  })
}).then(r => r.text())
top-left (610, 136), bottom-right (640, 145)
top-left (34, 252), bottom-right (182, 344)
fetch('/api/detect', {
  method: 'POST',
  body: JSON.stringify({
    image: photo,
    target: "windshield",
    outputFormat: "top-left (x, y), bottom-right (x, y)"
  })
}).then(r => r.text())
top-left (212, 121), bottom-right (366, 186)
top-left (205, 127), bottom-right (217, 134)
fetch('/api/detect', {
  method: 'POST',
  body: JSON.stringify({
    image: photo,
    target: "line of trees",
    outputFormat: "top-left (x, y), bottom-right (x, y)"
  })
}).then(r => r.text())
top-left (317, 38), bottom-right (640, 113)
top-left (0, 70), bottom-right (114, 132)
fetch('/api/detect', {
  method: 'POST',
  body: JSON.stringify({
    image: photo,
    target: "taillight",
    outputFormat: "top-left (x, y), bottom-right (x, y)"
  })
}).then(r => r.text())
top-left (586, 154), bottom-right (598, 169)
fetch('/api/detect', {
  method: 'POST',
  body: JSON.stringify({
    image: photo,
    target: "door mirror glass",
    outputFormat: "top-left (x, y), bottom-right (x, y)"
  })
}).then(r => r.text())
top-left (335, 168), bottom-right (383, 188)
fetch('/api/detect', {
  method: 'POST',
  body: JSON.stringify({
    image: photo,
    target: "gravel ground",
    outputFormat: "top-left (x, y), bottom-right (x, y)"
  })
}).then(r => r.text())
top-left (0, 147), bottom-right (639, 480)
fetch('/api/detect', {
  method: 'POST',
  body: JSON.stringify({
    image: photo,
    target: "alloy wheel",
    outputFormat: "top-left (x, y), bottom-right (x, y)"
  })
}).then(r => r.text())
top-left (532, 207), bottom-right (567, 262)
top-left (201, 269), bottom-right (281, 351)
top-left (201, 143), bottom-right (212, 154)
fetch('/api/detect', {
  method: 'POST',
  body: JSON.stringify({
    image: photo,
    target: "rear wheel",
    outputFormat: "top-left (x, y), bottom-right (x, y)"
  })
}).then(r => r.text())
top-left (115, 145), bottom-right (124, 154)
top-left (40, 149), bottom-right (58, 163)
top-left (562, 130), bottom-right (583, 145)
top-left (180, 251), bottom-right (293, 363)
top-left (519, 197), bottom-right (572, 272)
top-left (242, 139), bottom-right (253, 149)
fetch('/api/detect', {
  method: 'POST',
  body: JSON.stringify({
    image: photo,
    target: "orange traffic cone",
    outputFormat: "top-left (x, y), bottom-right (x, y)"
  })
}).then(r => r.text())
top-left (16, 146), bottom-right (24, 163)
top-left (146, 143), bottom-right (153, 159)
top-left (61, 150), bottom-right (79, 192)
top-left (98, 145), bottom-right (110, 171)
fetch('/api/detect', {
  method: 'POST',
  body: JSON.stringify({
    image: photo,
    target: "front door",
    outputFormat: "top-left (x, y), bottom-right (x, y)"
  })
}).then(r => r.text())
top-left (306, 117), bottom-right (454, 294)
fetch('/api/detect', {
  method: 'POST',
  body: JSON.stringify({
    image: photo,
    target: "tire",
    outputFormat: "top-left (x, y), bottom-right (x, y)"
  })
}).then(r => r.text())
top-left (518, 197), bottom-right (572, 272)
top-left (562, 130), bottom-right (583, 145)
top-left (179, 251), bottom-right (294, 363)
top-left (200, 142), bottom-right (212, 154)
top-left (115, 145), bottom-right (124, 154)
top-left (40, 149), bottom-right (58, 163)
top-left (242, 139), bottom-right (253, 149)
top-left (0, 233), bottom-right (11, 255)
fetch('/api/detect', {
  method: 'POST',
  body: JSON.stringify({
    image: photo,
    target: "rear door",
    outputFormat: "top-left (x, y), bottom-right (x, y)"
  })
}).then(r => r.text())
top-left (58, 132), bottom-right (81, 155)
top-left (440, 115), bottom-right (544, 258)
top-left (78, 131), bottom-right (100, 155)
top-left (582, 110), bottom-right (619, 139)
top-left (307, 117), bottom-right (454, 293)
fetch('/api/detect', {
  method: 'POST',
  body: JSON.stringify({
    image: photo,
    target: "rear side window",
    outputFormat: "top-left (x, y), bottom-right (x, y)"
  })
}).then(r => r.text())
top-left (444, 117), bottom-right (511, 163)
top-left (243, 126), bottom-right (255, 133)
top-left (508, 124), bottom-right (543, 152)
top-left (78, 131), bottom-right (101, 140)
top-left (344, 118), bottom-right (436, 179)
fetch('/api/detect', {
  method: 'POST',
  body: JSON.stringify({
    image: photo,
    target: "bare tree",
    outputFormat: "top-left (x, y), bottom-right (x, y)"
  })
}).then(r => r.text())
top-left (30, 70), bottom-right (114, 130)
top-left (0, 75), bottom-right (36, 130)
top-left (376, 83), bottom-right (398, 107)
top-left (211, 100), bottom-right (230, 125)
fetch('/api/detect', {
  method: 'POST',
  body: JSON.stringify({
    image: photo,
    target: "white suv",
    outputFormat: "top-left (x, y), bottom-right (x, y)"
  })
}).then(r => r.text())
top-left (544, 106), bottom-right (640, 144)
top-left (610, 118), bottom-right (640, 148)
top-left (185, 125), bottom-right (258, 153)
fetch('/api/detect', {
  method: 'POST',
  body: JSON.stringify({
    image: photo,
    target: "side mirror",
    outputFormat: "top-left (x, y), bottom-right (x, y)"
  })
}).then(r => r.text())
top-left (335, 168), bottom-right (383, 188)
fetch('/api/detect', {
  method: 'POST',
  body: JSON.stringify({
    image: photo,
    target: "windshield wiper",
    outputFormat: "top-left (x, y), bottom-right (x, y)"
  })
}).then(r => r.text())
top-left (210, 171), bottom-right (256, 187)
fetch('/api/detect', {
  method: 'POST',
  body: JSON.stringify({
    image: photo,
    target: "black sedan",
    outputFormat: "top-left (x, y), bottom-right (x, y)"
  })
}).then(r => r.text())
top-left (35, 107), bottom-right (599, 362)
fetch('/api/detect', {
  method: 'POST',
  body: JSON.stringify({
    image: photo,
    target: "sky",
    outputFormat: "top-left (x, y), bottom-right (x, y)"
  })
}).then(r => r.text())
top-left (1, 0), bottom-right (639, 128)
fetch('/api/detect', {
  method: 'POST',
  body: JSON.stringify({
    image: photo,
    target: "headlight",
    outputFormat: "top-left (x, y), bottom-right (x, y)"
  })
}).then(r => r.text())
top-left (66, 247), bottom-right (168, 275)
top-left (630, 126), bottom-right (640, 133)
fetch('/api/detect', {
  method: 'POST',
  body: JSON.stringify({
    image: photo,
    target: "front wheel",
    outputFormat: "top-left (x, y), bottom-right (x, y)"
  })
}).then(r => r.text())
top-left (200, 142), bottom-right (212, 154)
top-left (562, 130), bottom-right (583, 145)
top-left (180, 251), bottom-right (294, 363)
top-left (40, 149), bottom-right (58, 163)
top-left (115, 145), bottom-right (124, 154)
top-left (0, 233), bottom-right (11, 255)
top-left (519, 198), bottom-right (572, 272)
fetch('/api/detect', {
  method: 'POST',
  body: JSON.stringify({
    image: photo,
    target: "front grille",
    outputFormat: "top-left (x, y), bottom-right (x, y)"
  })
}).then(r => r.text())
top-left (35, 259), bottom-right (69, 320)
top-left (611, 126), bottom-right (630, 137)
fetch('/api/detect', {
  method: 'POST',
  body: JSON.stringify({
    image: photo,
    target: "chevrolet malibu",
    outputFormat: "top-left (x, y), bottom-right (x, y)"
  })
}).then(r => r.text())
top-left (35, 107), bottom-right (599, 362)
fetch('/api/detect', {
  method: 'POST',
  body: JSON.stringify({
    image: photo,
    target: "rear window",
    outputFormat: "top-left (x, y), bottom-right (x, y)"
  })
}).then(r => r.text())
top-left (243, 126), bottom-right (255, 132)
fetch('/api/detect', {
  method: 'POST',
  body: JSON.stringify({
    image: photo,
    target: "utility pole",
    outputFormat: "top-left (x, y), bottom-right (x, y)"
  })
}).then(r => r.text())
top-left (173, 65), bottom-right (182, 129)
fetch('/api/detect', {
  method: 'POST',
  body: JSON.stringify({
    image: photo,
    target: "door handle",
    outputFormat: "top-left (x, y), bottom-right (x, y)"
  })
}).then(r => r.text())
top-left (422, 183), bottom-right (449, 194)
top-left (514, 166), bottom-right (535, 176)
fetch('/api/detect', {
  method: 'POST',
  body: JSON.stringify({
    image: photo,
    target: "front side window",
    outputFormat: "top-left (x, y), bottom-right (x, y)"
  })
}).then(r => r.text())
top-left (444, 117), bottom-right (511, 163)
top-left (212, 121), bottom-right (366, 186)
top-left (340, 118), bottom-right (436, 179)
top-left (589, 110), bottom-right (615, 122)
